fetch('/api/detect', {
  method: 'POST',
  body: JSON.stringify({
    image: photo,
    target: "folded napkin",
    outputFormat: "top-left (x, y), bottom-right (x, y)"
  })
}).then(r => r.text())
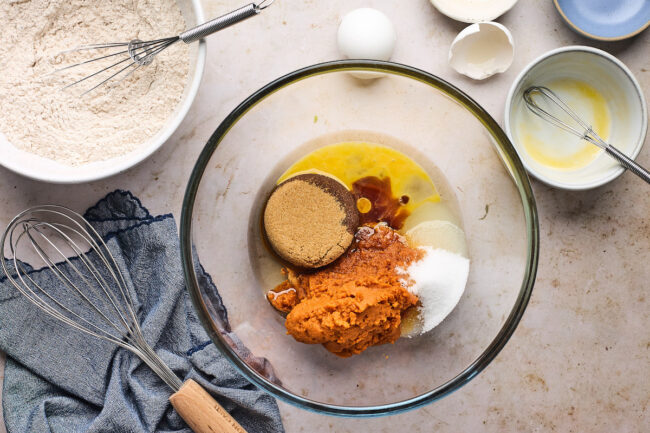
top-left (0, 190), bottom-right (284, 433)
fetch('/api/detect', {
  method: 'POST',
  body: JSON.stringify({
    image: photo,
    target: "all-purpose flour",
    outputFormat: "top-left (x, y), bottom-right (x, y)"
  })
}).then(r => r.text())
top-left (0, 0), bottom-right (190, 166)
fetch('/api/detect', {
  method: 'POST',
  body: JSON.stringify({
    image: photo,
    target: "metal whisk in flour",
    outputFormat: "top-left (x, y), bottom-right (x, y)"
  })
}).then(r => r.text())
top-left (0, 0), bottom-right (190, 166)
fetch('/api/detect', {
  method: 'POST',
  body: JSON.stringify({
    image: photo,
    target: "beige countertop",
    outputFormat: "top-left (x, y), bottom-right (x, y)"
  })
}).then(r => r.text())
top-left (1, 0), bottom-right (648, 431)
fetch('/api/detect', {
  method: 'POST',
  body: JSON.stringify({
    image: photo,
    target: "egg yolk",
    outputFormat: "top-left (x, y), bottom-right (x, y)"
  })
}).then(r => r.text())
top-left (278, 141), bottom-right (440, 217)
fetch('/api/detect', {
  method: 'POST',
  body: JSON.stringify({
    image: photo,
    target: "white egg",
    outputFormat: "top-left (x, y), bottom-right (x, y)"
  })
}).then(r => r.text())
top-left (449, 22), bottom-right (514, 80)
top-left (337, 8), bottom-right (396, 61)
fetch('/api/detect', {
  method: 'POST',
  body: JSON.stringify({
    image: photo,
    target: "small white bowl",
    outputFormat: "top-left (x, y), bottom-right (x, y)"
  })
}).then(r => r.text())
top-left (430, 0), bottom-right (519, 23)
top-left (0, 0), bottom-right (206, 184)
top-left (504, 46), bottom-right (648, 190)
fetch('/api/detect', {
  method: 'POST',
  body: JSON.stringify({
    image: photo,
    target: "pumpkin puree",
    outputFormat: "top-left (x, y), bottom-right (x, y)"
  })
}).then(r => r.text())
top-left (268, 224), bottom-right (422, 357)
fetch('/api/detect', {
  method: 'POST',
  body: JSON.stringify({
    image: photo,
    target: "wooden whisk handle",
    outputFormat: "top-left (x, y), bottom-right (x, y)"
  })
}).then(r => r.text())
top-left (169, 379), bottom-right (248, 433)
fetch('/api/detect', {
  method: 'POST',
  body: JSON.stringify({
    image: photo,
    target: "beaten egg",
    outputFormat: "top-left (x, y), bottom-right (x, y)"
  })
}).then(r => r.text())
top-left (278, 141), bottom-right (441, 223)
top-left (515, 78), bottom-right (610, 171)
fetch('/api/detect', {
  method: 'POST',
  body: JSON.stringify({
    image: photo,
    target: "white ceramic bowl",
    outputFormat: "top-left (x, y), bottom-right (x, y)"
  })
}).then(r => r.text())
top-left (505, 46), bottom-right (648, 190)
top-left (0, 0), bottom-right (206, 184)
top-left (430, 0), bottom-right (519, 23)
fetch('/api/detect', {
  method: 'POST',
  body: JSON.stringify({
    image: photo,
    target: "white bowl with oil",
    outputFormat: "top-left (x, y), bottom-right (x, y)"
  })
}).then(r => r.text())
top-left (505, 46), bottom-right (647, 190)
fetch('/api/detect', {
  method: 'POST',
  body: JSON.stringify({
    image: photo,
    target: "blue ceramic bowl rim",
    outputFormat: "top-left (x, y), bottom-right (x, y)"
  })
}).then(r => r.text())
top-left (180, 60), bottom-right (540, 417)
top-left (554, 0), bottom-right (650, 41)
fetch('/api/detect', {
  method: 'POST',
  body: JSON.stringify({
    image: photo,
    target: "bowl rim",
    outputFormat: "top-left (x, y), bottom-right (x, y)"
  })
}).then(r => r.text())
top-left (0, 0), bottom-right (207, 184)
top-left (504, 45), bottom-right (648, 191)
top-left (180, 60), bottom-right (540, 417)
top-left (553, 0), bottom-right (650, 41)
top-left (430, 0), bottom-right (519, 23)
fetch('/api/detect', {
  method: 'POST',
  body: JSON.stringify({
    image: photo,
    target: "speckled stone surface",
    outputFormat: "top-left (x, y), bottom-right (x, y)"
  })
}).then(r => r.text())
top-left (0, 1), bottom-right (648, 432)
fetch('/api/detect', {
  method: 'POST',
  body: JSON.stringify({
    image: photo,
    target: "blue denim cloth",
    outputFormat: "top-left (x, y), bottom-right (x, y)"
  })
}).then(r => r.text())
top-left (0, 190), bottom-right (284, 433)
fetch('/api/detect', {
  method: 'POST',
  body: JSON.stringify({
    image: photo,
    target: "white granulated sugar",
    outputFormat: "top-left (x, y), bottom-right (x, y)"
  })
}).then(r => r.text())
top-left (398, 246), bottom-right (470, 334)
top-left (0, 0), bottom-right (189, 166)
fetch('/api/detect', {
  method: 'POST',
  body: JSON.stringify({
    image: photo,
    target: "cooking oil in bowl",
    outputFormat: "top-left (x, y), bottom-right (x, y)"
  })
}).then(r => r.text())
top-left (515, 78), bottom-right (610, 171)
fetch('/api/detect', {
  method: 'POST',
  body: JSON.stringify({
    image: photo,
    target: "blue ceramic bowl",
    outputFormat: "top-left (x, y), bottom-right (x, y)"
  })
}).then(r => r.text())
top-left (554, 0), bottom-right (650, 41)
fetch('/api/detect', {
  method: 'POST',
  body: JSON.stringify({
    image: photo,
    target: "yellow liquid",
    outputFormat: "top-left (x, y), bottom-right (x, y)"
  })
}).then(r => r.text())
top-left (518, 79), bottom-right (609, 170)
top-left (278, 141), bottom-right (441, 216)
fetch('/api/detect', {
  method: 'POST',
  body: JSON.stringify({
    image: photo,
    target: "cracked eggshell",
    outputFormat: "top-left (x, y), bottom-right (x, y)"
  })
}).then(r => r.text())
top-left (430, 0), bottom-right (519, 23)
top-left (449, 22), bottom-right (514, 80)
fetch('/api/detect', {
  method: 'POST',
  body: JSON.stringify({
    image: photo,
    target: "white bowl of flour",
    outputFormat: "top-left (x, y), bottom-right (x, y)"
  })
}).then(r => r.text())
top-left (0, 0), bottom-right (206, 183)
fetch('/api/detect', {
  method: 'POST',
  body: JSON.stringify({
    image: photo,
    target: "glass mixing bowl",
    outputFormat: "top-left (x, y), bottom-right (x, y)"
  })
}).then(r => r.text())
top-left (180, 60), bottom-right (539, 416)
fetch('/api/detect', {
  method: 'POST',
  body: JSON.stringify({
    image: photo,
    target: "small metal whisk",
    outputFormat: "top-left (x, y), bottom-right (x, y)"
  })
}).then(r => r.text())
top-left (523, 86), bottom-right (650, 184)
top-left (52, 0), bottom-right (275, 96)
top-left (1, 206), bottom-right (248, 433)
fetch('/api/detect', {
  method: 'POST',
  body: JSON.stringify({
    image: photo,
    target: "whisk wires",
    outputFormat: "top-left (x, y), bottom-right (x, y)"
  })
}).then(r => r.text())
top-left (46, 1), bottom-right (277, 95)
top-left (1, 206), bottom-right (182, 391)
top-left (523, 86), bottom-right (609, 150)
top-left (49, 37), bottom-right (179, 96)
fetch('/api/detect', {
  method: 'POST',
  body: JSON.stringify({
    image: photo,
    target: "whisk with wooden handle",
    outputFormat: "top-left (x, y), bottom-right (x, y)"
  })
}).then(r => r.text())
top-left (523, 86), bottom-right (650, 184)
top-left (0, 205), bottom-right (247, 433)
top-left (52, 0), bottom-right (275, 95)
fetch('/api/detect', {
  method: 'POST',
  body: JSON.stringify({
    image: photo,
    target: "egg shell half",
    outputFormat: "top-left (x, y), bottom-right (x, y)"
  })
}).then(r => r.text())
top-left (449, 22), bottom-right (515, 81)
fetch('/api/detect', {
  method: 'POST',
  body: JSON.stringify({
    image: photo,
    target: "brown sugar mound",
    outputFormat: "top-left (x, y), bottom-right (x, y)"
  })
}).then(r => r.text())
top-left (264, 173), bottom-right (359, 268)
top-left (267, 224), bottom-right (422, 357)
